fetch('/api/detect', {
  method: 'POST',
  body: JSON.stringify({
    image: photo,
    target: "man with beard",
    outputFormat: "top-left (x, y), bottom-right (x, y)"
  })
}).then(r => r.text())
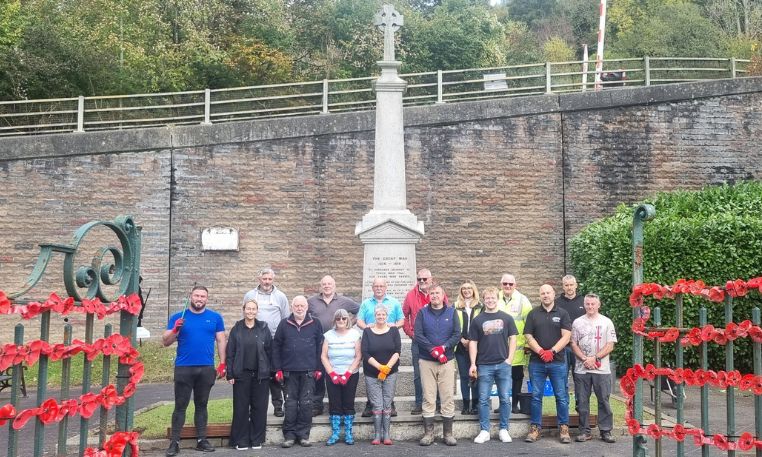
top-left (243, 268), bottom-right (290, 417)
top-left (163, 286), bottom-right (227, 456)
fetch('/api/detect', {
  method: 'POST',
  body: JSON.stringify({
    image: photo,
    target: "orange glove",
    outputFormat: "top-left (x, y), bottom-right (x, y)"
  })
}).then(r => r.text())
top-left (378, 364), bottom-right (391, 375)
top-left (378, 371), bottom-right (388, 381)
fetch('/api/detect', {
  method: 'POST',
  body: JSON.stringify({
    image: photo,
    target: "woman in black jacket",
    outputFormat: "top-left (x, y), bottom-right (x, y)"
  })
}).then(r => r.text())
top-left (226, 299), bottom-right (272, 450)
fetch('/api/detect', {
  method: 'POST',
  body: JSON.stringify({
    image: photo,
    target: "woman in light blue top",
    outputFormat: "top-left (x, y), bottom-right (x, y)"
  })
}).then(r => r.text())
top-left (320, 308), bottom-right (362, 445)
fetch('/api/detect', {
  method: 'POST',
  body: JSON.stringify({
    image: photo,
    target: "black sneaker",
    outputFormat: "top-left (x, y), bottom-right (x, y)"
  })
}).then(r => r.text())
top-left (274, 406), bottom-right (284, 417)
top-left (601, 432), bottom-right (616, 443)
top-left (166, 440), bottom-right (180, 457)
top-left (195, 439), bottom-right (215, 452)
top-left (410, 405), bottom-right (422, 415)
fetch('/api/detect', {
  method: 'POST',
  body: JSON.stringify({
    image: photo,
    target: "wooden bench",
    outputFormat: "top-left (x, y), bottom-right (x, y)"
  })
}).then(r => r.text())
top-left (168, 424), bottom-right (231, 439)
top-left (0, 366), bottom-right (28, 397)
top-left (541, 414), bottom-right (597, 428)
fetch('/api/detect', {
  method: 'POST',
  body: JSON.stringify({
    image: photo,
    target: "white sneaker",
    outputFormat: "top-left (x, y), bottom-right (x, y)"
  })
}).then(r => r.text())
top-left (474, 430), bottom-right (491, 443)
top-left (236, 445), bottom-right (249, 450)
top-left (499, 429), bottom-right (512, 443)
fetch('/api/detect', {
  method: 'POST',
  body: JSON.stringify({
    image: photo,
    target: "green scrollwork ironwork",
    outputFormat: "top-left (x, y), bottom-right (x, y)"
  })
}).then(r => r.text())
top-left (8, 215), bottom-right (139, 302)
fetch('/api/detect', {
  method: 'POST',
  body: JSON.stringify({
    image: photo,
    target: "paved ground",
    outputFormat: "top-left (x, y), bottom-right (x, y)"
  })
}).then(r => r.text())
top-left (1, 381), bottom-right (757, 456)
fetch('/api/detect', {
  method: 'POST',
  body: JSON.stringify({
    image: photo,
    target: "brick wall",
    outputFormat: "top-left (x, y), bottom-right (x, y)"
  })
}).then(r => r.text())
top-left (0, 78), bottom-right (760, 340)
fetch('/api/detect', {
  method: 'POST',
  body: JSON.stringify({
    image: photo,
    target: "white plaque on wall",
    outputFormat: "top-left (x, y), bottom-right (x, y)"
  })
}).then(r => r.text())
top-left (201, 227), bottom-right (239, 251)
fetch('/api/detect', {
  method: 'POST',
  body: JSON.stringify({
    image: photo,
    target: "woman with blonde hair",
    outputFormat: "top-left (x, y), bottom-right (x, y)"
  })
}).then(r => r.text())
top-left (320, 308), bottom-right (362, 445)
top-left (454, 281), bottom-right (482, 414)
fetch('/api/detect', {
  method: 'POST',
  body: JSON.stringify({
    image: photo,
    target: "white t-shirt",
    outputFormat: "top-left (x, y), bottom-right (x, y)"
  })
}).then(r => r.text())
top-left (571, 314), bottom-right (617, 375)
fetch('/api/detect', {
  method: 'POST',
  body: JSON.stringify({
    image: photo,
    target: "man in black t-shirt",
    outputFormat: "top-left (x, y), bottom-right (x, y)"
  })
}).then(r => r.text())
top-left (468, 287), bottom-right (518, 444)
top-left (556, 275), bottom-right (585, 408)
top-left (523, 284), bottom-right (572, 444)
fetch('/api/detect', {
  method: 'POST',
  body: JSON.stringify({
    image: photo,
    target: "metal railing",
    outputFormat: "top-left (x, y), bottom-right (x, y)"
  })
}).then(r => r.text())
top-left (0, 56), bottom-right (751, 137)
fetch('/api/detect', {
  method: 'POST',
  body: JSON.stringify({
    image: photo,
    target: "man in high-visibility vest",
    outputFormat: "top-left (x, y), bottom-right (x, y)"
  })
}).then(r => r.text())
top-left (497, 273), bottom-right (533, 413)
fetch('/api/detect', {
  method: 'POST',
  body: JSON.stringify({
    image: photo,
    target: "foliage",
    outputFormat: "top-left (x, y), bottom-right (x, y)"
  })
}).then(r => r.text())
top-left (0, 0), bottom-right (758, 100)
top-left (570, 182), bottom-right (762, 375)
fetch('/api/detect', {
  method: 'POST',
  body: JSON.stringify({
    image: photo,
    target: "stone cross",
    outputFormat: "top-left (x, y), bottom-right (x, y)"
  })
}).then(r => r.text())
top-left (374, 4), bottom-right (403, 62)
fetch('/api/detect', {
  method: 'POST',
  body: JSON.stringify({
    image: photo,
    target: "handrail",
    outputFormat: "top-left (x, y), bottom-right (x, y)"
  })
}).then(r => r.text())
top-left (0, 56), bottom-right (752, 137)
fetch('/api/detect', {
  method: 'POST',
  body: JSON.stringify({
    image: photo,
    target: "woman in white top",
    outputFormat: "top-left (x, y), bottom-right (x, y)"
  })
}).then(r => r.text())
top-left (321, 308), bottom-right (362, 445)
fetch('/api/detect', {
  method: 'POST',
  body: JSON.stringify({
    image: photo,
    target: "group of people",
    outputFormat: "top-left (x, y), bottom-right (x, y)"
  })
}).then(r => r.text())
top-left (161, 268), bottom-right (617, 456)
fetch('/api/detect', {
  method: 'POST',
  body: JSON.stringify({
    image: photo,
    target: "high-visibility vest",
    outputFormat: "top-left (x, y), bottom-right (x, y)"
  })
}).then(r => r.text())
top-left (498, 290), bottom-right (533, 366)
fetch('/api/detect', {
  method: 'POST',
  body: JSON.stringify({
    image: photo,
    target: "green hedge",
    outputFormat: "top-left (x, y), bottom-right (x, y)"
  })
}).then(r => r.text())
top-left (570, 182), bottom-right (762, 374)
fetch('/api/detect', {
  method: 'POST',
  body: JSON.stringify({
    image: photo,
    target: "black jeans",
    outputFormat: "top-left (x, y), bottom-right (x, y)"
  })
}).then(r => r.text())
top-left (170, 366), bottom-right (216, 442)
top-left (512, 365), bottom-right (524, 407)
top-left (270, 374), bottom-right (284, 409)
top-left (230, 371), bottom-right (270, 448)
top-left (283, 371), bottom-right (315, 440)
top-left (325, 373), bottom-right (359, 415)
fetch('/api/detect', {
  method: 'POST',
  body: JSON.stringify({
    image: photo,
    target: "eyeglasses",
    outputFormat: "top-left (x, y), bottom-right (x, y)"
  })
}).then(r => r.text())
top-left (417, 277), bottom-right (431, 283)
top-left (502, 282), bottom-right (515, 286)
top-left (335, 317), bottom-right (348, 321)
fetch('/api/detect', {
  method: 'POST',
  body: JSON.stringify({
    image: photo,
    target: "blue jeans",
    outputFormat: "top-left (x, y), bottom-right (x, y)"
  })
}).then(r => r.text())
top-left (477, 362), bottom-right (512, 431)
top-left (411, 343), bottom-right (423, 406)
top-left (528, 361), bottom-right (569, 427)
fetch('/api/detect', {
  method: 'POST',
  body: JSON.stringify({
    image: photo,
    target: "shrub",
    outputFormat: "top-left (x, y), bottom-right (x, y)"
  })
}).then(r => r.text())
top-left (570, 182), bottom-right (762, 374)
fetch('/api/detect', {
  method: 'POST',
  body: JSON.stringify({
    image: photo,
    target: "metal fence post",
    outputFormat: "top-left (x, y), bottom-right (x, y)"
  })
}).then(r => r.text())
top-left (437, 70), bottom-right (444, 104)
top-left (545, 62), bottom-right (552, 93)
top-left (644, 56), bottom-right (651, 86)
top-left (202, 89), bottom-right (211, 125)
top-left (632, 204), bottom-right (655, 457)
top-left (76, 96), bottom-right (85, 132)
top-left (322, 79), bottom-right (329, 114)
top-left (7, 324), bottom-right (24, 457)
top-left (731, 57), bottom-right (737, 79)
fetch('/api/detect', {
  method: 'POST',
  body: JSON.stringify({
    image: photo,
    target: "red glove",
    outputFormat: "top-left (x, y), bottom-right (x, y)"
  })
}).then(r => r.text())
top-left (313, 370), bottom-right (323, 381)
top-left (329, 371), bottom-right (341, 385)
top-left (539, 349), bottom-right (554, 363)
top-left (216, 363), bottom-right (226, 378)
top-left (430, 346), bottom-right (448, 363)
top-left (172, 318), bottom-right (184, 334)
top-left (275, 370), bottom-right (284, 384)
top-left (595, 358), bottom-right (602, 368)
top-left (342, 371), bottom-right (352, 385)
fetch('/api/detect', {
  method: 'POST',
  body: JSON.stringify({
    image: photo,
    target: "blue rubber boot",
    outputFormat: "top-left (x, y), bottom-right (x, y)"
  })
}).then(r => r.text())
top-left (344, 414), bottom-right (355, 445)
top-left (326, 415), bottom-right (341, 445)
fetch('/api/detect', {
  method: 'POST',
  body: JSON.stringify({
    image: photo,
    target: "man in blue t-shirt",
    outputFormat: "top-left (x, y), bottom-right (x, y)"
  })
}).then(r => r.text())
top-left (162, 286), bottom-right (226, 456)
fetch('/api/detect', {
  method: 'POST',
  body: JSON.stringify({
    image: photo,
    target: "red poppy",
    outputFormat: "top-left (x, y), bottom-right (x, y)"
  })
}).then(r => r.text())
top-left (644, 364), bottom-right (657, 380)
top-left (693, 430), bottom-right (706, 446)
top-left (683, 368), bottom-right (697, 385)
top-left (0, 404), bottom-right (16, 426)
top-left (12, 407), bottom-right (41, 430)
top-left (25, 340), bottom-right (52, 366)
top-left (701, 325), bottom-right (716, 342)
top-left (682, 328), bottom-right (702, 346)
top-left (737, 320), bottom-right (753, 337)
top-left (627, 418), bottom-right (642, 435)
top-left (39, 398), bottom-right (60, 425)
top-left (689, 280), bottom-right (706, 294)
top-left (707, 287), bottom-right (725, 303)
top-left (738, 432), bottom-right (755, 451)
top-left (659, 327), bottom-right (680, 343)
top-left (22, 301), bottom-right (42, 319)
top-left (671, 368), bottom-right (685, 384)
top-left (749, 326), bottom-right (762, 343)
top-left (713, 433), bottom-right (730, 451)
top-left (632, 319), bottom-right (646, 334)
top-left (83, 449), bottom-right (107, 457)
top-left (672, 423), bottom-right (686, 442)
top-left (646, 423), bottom-right (662, 439)
top-left (620, 374), bottom-right (636, 397)
top-left (740, 374), bottom-right (755, 391)
top-left (0, 291), bottom-right (11, 314)
top-left (725, 279), bottom-right (748, 298)
top-left (753, 377), bottom-right (762, 395)
top-left (725, 322), bottom-right (739, 341)
top-left (79, 393), bottom-right (101, 419)
top-left (713, 332), bottom-right (728, 345)
top-left (129, 362), bottom-right (145, 384)
top-left (726, 370), bottom-right (742, 387)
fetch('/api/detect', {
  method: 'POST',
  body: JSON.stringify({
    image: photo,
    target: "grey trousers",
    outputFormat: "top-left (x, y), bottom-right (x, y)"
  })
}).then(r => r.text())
top-left (365, 373), bottom-right (398, 414)
top-left (575, 371), bottom-right (613, 434)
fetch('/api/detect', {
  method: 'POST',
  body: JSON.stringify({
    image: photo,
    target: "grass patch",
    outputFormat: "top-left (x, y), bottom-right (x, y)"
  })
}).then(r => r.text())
top-left (24, 341), bottom-right (177, 388)
top-left (542, 393), bottom-right (628, 426)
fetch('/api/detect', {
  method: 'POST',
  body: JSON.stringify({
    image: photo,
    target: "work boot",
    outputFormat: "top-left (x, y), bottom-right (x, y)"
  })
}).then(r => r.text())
top-left (601, 431), bottom-right (617, 443)
top-left (410, 404), bottom-right (423, 415)
top-left (525, 424), bottom-right (541, 442)
top-left (195, 439), bottom-right (214, 452)
top-left (344, 414), bottom-right (355, 445)
top-left (442, 416), bottom-right (457, 446)
top-left (559, 424), bottom-right (571, 444)
top-left (326, 415), bottom-right (341, 446)
top-left (382, 412), bottom-right (393, 445)
top-left (419, 416), bottom-right (436, 446)
top-left (371, 413), bottom-right (383, 445)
